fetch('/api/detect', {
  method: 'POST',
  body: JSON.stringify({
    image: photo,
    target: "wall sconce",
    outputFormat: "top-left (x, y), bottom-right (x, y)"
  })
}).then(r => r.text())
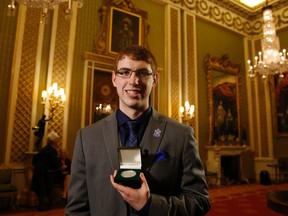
top-left (41, 82), bottom-right (66, 121)
top-left (180, 101), bottom-right (195, 125)
top-left (95, 103), bottom-right (112, 115)
top-left (94, 103), bottom-right (113, 122)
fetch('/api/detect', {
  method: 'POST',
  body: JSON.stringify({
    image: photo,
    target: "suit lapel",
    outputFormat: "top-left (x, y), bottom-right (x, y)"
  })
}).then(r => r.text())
top-left (140, 110), bottom-right (167, 171)
top-left (102, 112), bottom-right (120, 171)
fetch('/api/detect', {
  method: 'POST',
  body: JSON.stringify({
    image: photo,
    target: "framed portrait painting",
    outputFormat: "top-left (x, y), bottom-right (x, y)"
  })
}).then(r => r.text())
top-left (94, 0), bottom-right (149, 56)
top-left (269, 72), bottom-right (288, 136)
top-left (109, 7), bottom-right (141, 53)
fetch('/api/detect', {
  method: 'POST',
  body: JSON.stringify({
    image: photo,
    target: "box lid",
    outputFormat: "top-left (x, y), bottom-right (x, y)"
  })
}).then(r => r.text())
top-left (118, 147), bottom-right (142, 169)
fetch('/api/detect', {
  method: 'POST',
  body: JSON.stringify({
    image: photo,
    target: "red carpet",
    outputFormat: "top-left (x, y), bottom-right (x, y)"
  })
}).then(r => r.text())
top-left (207, 183), bottom-right (288, 216)
top-left (0, 208), bottom-right (64, 216)
top-left (1, 183), bottom-right (287, 215)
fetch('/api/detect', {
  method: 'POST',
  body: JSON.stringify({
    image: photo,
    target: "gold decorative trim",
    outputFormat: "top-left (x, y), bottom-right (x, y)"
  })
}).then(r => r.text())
top-left (47, 4), bottom-right (70, 143)
top-left (185, 13), bottom-right (197, 134)
top-left (83, 52), bottom-right (115, 71)
top-left (10, 8), bottom-right (41, 164)
top-left (83, 52), bottom-right (116, 125)
top-left (165, 0), bottom-right (288, 36)
top-left (169, 7), bottom-right (180, 121)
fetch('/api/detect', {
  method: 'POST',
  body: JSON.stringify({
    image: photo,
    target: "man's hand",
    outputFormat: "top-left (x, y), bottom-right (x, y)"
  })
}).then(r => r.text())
top-left (110, 170), bottom-right (150, 211)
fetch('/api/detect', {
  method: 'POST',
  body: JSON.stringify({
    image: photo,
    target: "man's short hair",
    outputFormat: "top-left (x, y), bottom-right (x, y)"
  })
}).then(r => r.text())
top-left (114, 45), bottom-right (158, 73)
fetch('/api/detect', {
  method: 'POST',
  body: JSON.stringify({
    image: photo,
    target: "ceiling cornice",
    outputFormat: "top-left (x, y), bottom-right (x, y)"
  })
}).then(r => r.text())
top-left (161, 0), bottom-right (288, 36)
top-left (210, 0), bottom-right (288, 20)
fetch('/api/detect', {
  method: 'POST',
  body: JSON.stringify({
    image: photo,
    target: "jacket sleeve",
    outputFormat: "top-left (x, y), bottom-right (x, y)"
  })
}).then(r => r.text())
top-left (65, 129), bottom-right (90, 216)
top-left (148, 126), bottom-right (211, 216)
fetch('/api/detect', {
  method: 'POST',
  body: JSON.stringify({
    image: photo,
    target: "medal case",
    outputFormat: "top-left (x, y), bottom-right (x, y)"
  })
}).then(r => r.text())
top-left (114, 147), bottom-right (142, 189)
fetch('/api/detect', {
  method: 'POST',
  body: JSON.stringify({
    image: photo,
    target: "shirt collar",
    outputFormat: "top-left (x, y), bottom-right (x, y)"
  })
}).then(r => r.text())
top-left (116, 107), bottom-right (152, 127)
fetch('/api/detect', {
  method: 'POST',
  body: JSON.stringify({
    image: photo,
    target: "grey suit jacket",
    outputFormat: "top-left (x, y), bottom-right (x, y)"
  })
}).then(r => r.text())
top-left (65, 109), bottom-right (210, 216)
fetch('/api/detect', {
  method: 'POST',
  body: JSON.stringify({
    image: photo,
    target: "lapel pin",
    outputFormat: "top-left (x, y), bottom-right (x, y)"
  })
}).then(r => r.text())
top-left (153, 128), bottom-right (161, 137)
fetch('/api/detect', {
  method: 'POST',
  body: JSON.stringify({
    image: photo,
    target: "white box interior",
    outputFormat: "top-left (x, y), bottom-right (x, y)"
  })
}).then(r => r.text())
top-left (119, 148), bottom-right (141, 169)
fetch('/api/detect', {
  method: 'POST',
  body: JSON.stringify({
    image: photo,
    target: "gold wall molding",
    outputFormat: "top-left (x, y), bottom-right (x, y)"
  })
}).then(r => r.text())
top-left (159, 0), bottom-right (288, 37)
top-left (9, 7), bottom-right (41, 164)
top-left (82, 53), bottom-right (114, 126)
top-left (167, 6), bottom-right (181, 121)
top-left (183, 12), bottom-right (198, 138)
top-left (46, 3), bottom-right (71, 144)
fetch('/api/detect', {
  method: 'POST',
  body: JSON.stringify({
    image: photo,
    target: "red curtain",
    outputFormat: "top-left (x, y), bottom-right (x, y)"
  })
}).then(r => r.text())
top-left (213, 82), bottom-right (236, 101)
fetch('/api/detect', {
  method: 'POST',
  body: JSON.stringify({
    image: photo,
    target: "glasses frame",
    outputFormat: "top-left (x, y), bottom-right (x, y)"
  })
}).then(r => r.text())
top-left (115, 68), bottom-right (154, 79)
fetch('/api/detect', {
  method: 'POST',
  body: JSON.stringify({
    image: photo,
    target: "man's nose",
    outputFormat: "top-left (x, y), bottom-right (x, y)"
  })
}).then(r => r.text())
top-left (129, 72), bottom-right (139, 84)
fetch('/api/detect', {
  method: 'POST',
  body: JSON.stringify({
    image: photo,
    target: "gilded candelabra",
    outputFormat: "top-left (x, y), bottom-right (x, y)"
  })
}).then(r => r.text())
top-left (41, 82), bottom-right (66, 121)
top-left (180, 101), bottom-right (195, 126)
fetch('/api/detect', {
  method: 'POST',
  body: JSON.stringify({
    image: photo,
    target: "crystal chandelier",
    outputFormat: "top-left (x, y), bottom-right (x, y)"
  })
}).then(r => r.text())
top-left (247, 5), bottom-right (288, 79)
top-left (8, 0), bottom-right (83, 22)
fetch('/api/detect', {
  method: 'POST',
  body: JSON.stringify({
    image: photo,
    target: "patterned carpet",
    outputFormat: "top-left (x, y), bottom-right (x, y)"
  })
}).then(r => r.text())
top-left (207, 183), bottom-right (288, 216)
top-left (0, 208), bottom-right (64, 216)
top-left (1, 183), bottom-right (287, 215)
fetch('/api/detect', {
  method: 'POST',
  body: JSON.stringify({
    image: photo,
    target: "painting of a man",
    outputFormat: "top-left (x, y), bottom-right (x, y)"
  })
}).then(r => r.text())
top-left (110, 8), bottom-right (140, 53)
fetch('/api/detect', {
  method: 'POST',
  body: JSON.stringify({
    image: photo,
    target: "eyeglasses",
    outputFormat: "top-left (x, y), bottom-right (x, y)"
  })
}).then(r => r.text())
top-left (115, 68), bottom-right (154, 79)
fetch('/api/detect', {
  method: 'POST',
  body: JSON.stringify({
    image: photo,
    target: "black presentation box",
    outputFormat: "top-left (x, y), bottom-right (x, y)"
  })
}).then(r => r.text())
top-left (114, 147), bottom-right (142, 189)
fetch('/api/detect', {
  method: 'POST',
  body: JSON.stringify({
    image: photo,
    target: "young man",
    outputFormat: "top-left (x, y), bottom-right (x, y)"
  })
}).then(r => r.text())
top-left (65, 45), bottom-right (210, 215)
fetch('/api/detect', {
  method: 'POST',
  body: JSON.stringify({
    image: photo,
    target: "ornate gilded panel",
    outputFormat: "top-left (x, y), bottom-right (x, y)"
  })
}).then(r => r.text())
top-left (11, 8), bottom-right (41, 163)
top-left (168, 0), bottom-right (288, 37)
top-left (47, 4), bottom-right (70, 142)
top-left (185, 13), bottom-right (196, 132)
top-left (169, 7), bottom-right (180, 121)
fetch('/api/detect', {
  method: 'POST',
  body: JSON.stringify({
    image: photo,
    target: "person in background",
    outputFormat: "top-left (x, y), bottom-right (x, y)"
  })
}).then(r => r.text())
top-left (31, 131), bottom-right (59, 211)
top-left (56, 148), bottom-right (71, 200)
top-left (66, 45), bottom-right (210, 215)
top-left (33, 114), bottom-right (47, 150)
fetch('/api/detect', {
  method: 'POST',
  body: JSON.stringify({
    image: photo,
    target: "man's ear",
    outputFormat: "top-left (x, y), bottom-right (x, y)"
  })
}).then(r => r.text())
top-left (153, 73), bottom-right (159, 87)
top-left (112, 71), bottom-right (117, 87)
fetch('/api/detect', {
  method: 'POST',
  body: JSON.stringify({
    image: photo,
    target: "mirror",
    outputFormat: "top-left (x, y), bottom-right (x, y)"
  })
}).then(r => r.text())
top-left (204, 54), bottom-right (242, 146)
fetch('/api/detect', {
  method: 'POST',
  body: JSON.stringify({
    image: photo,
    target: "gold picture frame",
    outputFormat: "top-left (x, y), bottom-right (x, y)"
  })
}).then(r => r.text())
top-left (204, 54), bottom-right (242, 146)
top-left (269, 73), bottom-right (288, 137)
top-left (109, 7), bottom-right (141, 54)
top-left (95, 0), bottom-right (149, 56)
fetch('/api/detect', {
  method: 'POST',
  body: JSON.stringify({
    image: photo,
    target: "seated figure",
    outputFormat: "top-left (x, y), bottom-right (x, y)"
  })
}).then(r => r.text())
top-left (56, 148), bottom-right (71, 200)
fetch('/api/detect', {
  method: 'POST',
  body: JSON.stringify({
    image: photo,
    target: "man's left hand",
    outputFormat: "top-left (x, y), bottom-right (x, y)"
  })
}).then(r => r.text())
top-left (110, 170), bottom-right (150, 211)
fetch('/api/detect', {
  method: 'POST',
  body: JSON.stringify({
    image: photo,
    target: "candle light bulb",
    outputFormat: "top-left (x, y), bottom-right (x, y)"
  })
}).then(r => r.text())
top-left (54, 90), bottom-right (60, 98)
top-left (184, 101), bottom-right (190, 111)
top-left (59, 88), bottom-right (64, 96)
top-left (180, 106), bottom-right (184, 114)
top-left (61, 94), bottom-right (66, 102)
top-left (42, 90), bottom-right (47, 100)
top-left (52, 83), bottom-right (58, 91)
top-left (48, 86), bottom-right (53, 95)
top-left (190, 105), bottom-right (195, 116)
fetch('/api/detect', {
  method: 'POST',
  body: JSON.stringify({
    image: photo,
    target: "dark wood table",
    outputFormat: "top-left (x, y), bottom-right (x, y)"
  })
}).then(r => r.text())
top-left (267, 163), bottom-right (284, 183)
top-left (267, 190), bottom-right (288, 215)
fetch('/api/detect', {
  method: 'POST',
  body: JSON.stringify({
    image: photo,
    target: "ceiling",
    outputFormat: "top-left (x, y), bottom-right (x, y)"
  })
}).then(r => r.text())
top-left (232, 0), bottom-right (267, 10)
top-left (230, 0), bottom-right (280, 12)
